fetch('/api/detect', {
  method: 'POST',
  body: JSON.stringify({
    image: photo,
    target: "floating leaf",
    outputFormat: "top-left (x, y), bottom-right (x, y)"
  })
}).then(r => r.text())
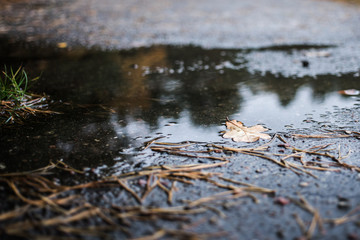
top-left (338, 89), bottom-right (360, 96)
top-left (223, 119), bottom-right (271, 143)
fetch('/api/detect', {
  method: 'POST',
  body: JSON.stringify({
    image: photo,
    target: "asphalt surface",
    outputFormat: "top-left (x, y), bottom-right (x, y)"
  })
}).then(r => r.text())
top-left (1, 0), bottom-right (360, 239)
top-left (1, 0), bottom-right (360, 77)
top-left (1, 0), bottom-right (359, 48)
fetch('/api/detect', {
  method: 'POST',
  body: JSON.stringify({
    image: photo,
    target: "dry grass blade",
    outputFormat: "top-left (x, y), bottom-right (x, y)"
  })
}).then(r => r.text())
top-left (293, 213), bottom-right (307, 236)
top-left (117, 179), bottom-right (142, 204)
top-left (143, 136), bottom-right (166, 150)
top-left (167, 181), bottom-right (177, 204)
top-left (284, 162), bottom-right (318, 178)
top-left (0, 163), bottom-right (56, 177)
top-left (205, 178), bottom-right (275, 195)
top-left (150, 147), bottom-right (230, 161)
top-left (2, 206), bottom-right (113, 235)
top-left (278, 135), bottom-right (359, 173)
top-left (41, 208), bottom-right (97, 226)
top-left (292, 134), bottom-right (351, 138)
top-left (187, 190), bottom-right (249, 207)
top-left (141, 178), bottom-right (158, 202)
top-left (156, 180), bottom-right (171, 202)
top-left (162, 176), bottom-right (193, 184)
top-left (1, 93), bottom-right (60, 125)
top-left (50, 160), bottom-right (84, 174)
top-left (116, 161), bottom-right (228, 183)
top-left (240, 150), bottom-right (288, 168)
top-left (153, 141), bottom-right (193, 147)
top-left (149, 141), bottom-right (233, 162)
top-left (40, 204), bottom-right (114, 227)
top-left (158, 161), bottom-right (229, 171)
top-left (211, 140), bottom-right (309, 176)
top-left (38, 195), bottom-right (67, 214)
top-left (218, 177), bottom-right (259, 188)
top-left (325, 205), bottom-right (360, 226)
top-left (301, 165), bottom-right (340, 172)
top-left (0, 205), bottom-right (30, 221)
top-left (5, 179), bottom-right (44, 206)
top-left (49, 194), bottom-right (80, 205)
top-left (114, 206), bottom-right (208, 219)
top-left (93, 207), bottom-right (116, 225)
top-left (291, 193), bottom-right (324, 239)
top-left (161, 171), bottom-right (218, 180)
top-left (295, 147), bottom-right (358, 172)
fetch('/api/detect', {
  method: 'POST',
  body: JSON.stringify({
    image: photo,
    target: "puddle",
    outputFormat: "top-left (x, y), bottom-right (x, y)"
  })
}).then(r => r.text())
top-left (1, 42), bottom-right (360, 175)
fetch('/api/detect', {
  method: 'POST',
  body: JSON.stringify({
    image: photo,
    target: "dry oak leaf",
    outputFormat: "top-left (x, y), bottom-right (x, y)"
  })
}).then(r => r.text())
top-left (223, 119), bottom-right (271, 143)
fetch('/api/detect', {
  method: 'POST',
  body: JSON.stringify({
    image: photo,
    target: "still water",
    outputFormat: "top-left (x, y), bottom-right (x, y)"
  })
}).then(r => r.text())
top-left (1, 44), bottom-right (359, 173)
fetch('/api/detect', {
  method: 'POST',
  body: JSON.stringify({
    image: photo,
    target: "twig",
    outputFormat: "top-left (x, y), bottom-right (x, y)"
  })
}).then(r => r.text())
top-left (291, 193), bottom-right (324, 239)
top-left (325, 205), bottom-right (360, 226)
top-left (116, 179), bottom-right (142, 204)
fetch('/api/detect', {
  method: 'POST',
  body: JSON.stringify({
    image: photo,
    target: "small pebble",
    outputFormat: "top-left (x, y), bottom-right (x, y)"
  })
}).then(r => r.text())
top-left (299, 182), bottom-right (309, 187)
top-left (301, 60), bottom-right (309, 68)
top-left (337, 197), bottom-right (351, 209)
top-left (274, 197), bottom-right (290, 206)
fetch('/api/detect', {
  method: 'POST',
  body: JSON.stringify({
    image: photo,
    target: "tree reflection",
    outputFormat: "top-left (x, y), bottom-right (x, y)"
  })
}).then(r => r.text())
top-left (2, 42), bottom-right (360, 129)
top-left (2, 42), bottom-right (360, 172)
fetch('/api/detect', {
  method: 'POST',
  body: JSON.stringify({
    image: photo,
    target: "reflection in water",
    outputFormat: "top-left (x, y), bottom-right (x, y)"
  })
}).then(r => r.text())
top-left (114, 46), bottom-right (168, 110)
top-left (1, 43), bottom-right (359, 173)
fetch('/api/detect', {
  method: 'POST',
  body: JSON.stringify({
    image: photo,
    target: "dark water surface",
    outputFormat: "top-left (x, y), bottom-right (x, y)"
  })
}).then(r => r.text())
top-left (1, 43), bottom-right (360, 174)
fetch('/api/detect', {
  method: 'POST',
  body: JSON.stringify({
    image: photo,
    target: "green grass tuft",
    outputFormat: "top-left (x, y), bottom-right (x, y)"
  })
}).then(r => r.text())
top-left (0, 66), bottom-right (38, 102)
top-left (0, 66), bottom-right (55, 124)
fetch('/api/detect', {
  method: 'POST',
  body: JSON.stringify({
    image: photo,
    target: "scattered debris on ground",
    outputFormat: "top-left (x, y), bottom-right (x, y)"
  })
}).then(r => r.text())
top-left (1, 128), bottom-right (359, 239)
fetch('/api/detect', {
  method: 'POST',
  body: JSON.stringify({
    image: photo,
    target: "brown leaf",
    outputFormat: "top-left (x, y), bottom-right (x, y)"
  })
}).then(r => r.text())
top-left (223, 119), bottom-right (271, 143)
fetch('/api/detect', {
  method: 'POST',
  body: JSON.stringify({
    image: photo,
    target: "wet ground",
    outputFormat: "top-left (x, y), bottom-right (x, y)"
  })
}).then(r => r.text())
top-left (1, 0), bottom-right (360, 239)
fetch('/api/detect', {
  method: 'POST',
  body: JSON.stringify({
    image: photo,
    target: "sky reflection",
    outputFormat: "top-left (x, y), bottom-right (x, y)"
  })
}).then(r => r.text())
top-left (1, 44), bottom-right (359, 172)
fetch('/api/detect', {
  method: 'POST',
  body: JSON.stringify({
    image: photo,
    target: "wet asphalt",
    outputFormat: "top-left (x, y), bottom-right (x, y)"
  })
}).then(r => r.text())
top-left (1, 0), bottom-right (360, 239)
top-left (1, 0), bottom-right (360, 76)
top-left (1, 0), bottom-right (360, 50)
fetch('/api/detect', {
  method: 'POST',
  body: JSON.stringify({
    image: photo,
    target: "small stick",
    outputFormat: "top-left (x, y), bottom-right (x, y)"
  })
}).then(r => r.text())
top-left (292, 134), bottom-right (350, 138)
top-left (141, 180), bottom-right (158, 202)
top-left (156, 180), bottom-right (171, 203)
top-left (167, 181), bottom-right (177, 204)
top-left (150, 148), bottom-right (230, 161)
top-left (293, 213), bottom-right (307, 236)
top-left (143, 136), bottom-right (165, 150)
top-left (117, 179), bottom-right (142, 204)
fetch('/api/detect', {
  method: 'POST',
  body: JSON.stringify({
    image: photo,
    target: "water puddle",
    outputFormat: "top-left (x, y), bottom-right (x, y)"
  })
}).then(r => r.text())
top-left (1, 42), bottom-right (360, 174)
